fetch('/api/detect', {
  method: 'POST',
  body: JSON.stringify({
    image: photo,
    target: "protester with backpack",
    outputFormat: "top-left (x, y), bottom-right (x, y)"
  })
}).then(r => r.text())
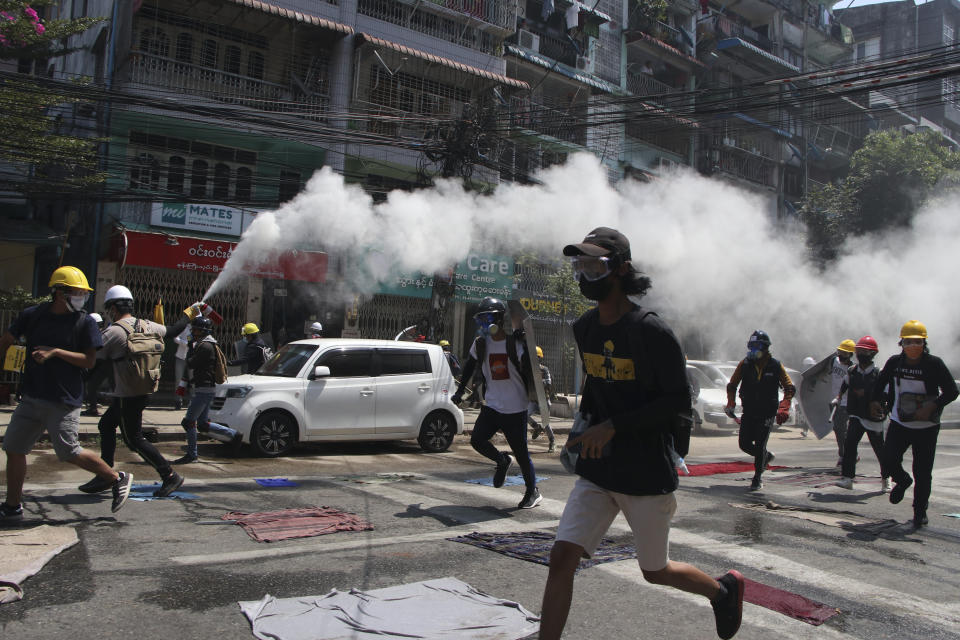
top-left (76, 285), bottom-right (195, 498)
top-left (538, 228), bottom-right (744, 640)
top-left (451, 297), bottom-right (542, 510)
top-left (1, 267), bottom-right (134, 522)
top-left (229, 322), bottom-right (271, 374)
top-left (172, 316), bottom-right (242, 464)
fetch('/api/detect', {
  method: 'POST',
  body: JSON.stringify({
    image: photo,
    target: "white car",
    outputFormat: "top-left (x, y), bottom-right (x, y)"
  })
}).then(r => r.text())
top-left (209, 339), bottom-right (464, 457)
top-left (687, 365), bottom-right (739, 431)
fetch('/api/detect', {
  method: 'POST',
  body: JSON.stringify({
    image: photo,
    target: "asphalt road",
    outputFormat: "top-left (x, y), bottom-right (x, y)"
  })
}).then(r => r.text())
top-left (2, 425), bottom-right (960, 640)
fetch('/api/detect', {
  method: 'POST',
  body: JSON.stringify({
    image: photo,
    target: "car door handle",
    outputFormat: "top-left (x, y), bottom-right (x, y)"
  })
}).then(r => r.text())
top-left (418, 384), bottom-right (431, 393)
top-left (360, 388), bottom-right (374, 397)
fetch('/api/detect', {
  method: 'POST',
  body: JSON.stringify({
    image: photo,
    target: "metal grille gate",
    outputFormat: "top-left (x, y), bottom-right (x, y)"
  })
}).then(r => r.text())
top-left (357, 294), bottom-right (434, 341)
top-left (118, 266), bottom-right (248, 386)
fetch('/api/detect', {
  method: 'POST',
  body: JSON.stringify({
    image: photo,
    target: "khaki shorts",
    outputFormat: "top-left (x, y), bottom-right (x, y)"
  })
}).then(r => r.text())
top-left (556, 476), bottom-right (677, 571)
top-left (2, 396), bottom-right (83, 460)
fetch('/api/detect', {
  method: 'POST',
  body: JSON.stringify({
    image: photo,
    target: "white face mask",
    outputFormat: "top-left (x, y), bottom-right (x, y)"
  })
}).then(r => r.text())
top-left (67, 293), bottom-right (89, 311)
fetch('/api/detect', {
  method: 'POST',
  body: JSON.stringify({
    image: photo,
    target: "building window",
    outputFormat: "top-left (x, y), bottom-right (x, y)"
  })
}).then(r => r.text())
top-left (224, 45), bottom-right (241, 75)
top-left (140, 28), bottom-right (169, 58)
top-left (944, 78), bottom-right (959, 106)
top-left (236, 167), bottom-right (252, 201)
top-left (247, 51), bottom-right (264, 79)
top-left (213, 163), bottom-right (231, 199)
top-left (278, 170), bottom-right (301, 203)
top-left (167, 156), bottom-right (185, 194)
top-left (944, 22), bottom-right (955, 45)
top-left (190, 160), bottom-right (209, 198)
top-left (175, 33), bottom-right (193, 63)
top-left (200, 39), bottom-right (218, 68)
top-left (131, 153), bottom-right (160, 190)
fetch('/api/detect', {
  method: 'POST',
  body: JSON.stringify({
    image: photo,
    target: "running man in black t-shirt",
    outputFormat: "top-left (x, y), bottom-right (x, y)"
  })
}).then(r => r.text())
top-left (537, 228), bottom-right (745, 640)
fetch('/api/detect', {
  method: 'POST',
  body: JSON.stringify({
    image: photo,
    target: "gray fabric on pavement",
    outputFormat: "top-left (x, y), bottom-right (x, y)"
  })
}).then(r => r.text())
top-left (0, 524), bottom-right (79, 604)
top-left (238, 576), bottom-right (540, 640)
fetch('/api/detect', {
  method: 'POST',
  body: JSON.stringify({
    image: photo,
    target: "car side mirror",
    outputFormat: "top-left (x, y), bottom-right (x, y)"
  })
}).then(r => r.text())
top-left (310, 365), bottom-right (331, 380)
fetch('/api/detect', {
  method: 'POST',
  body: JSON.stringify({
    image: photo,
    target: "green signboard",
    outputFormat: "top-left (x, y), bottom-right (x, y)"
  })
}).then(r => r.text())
top-left (380, 253), bottom-right (514, 303)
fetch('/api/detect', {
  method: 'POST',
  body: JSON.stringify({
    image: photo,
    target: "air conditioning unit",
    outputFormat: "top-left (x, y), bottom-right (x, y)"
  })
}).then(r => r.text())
top-left (517, 29), bottom-right (540, 51)
top-left (576, 56), bottom-right (595, 74)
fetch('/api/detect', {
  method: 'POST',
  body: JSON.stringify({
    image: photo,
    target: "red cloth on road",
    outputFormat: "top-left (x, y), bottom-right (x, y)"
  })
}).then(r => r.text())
top-left (681, 461), bottom-right (789, 476)
top-left (222, 506), bottom-right (373, 543)
top-left (744, 577), bottom-right (840, 625)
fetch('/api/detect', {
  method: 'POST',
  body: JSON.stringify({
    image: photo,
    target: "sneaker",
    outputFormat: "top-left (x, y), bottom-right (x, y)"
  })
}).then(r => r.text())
top-left (712, 570), bottom-right (745, 640)
top-left (836, 457), bottom-right (843, 467)
top-left (913, 512), bottom-right (928, 528)
top-left (230, 432), bottom-right (244, 455)
top-left (881, 477), bottom-right (891, 493)
top-left (764, 451), bottom-right (775, 468)
top-left (835, 477), bottom-right (854, 490)
top-left (889, 477), bottom-right (912, 505)
top-left (547, 442), bottom-right (556, 453)
top-left (78, 475), bottom-right (115, 494)
top-left (748, 478), bottom-right (763, 491)
top-left (154, 471), bottom-right (185, 498)
top-left (492, 454), bottom-right (513, 488)
top-left (0, 502), bottom-right (24, 522)
top-left (111, 472), bottom-right (133, 513)
top-left (172, 455), bottom-right (198, 465)
top-left (530, 424), bottom-right (543, 440)
top-left (518, 487), bottom-right (542, 509)
top-left (801, 431), bottom-right (808, 439)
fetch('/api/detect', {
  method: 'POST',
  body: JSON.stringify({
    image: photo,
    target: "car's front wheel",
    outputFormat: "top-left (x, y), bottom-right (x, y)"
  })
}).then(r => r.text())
top-left (251, 411), bottom-right (298, 457)
top-left (418, 410), bottom-right (456, 452)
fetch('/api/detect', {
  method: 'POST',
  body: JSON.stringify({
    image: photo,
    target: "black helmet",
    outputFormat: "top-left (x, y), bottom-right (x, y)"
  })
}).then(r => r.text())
top-left (191, 316), bottom-right (213, 334)
top-left (475, 297), bottom-right (507, 317)
top-left (748, 330), bottom-right (771, 349)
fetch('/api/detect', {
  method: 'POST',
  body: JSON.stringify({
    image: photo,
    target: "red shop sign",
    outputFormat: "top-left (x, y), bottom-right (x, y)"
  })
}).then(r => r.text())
top-left (117, 230), bottom-right (327, 283)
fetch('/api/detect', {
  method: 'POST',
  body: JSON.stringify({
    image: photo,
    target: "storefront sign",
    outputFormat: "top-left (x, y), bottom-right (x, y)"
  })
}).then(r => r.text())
top-left (150, 202), bottom-right (255, 237)
top-left (381, 253), bottom-right (514, 303)
top-left (119, 230), bottom-right (327, 283)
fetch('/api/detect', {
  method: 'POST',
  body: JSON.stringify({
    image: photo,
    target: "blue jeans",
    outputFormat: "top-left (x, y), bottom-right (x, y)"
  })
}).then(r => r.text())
top-left (182, 389), bottom-right (237, 457)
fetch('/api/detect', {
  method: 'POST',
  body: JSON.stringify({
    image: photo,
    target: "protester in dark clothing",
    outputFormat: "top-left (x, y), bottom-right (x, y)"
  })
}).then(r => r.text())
top-left (439, 340), bottom-right (462, 379)
top-left (230, 322), bottom-right (270, 374)
top-left (835, 335), bottom-right (889, 492)
top-left (872, 320), bottom-right (958, 527)
top-left (173, 316), bottom-right (241, 464)
top-left (538, 227), bottom-right (744, 640)
top-left (725, 330), bottom-right (795, 491)
top-left (1, 267), bottom-right (132, 522)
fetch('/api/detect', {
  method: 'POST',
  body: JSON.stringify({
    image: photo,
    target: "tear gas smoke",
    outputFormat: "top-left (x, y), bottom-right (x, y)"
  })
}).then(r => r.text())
top-left (205, 153), bottom-right (959, 370)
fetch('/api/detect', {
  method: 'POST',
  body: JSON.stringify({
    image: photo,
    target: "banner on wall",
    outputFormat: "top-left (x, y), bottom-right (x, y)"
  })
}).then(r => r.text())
top-left (150, 202), bottom-right (257, 237)
top-left (379, 254), bottom-right (514, 303)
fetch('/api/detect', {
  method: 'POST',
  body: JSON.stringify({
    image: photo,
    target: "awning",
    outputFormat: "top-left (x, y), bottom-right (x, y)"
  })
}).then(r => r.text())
top-left (115, 228), bottom-right (328, 284)
top-left (717, 38), bottom-right (800, 73)
top-left (222, 0), bottom-right (353, 35)
top-left (629, 32), bottom-right (705, 68)
top-left (358, 34), bottom-right (529, 89)
top-left (505, 45), bottom-right (623, 94)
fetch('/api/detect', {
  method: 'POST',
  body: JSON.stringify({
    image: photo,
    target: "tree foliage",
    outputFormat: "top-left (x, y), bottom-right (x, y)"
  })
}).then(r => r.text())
top-left (0, 1), bottom-right (106, 193)
top-left (801, 129), bottom-right (960, 264)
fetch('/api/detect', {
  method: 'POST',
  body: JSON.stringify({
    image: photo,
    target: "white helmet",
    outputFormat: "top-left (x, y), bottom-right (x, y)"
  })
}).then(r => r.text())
top-left (89, 313), bottom-right (103, 324)
top-left (309, 321), bottom-right (323, 335)
top-left (802, 356), bottom-right (817, 367)
top-left (104, 285), bottom-right (134, 306)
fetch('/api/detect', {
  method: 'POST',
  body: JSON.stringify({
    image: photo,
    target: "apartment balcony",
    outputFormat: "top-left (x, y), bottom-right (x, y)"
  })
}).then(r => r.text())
top-left (807, 124), bottom-right (859, 169)
top-left (626, 71), bottom-right (675, 99)
top-left (702, 147), bottom-right (778, 189)
top-left (126, 53), bottom-right (329, 121)
top-left (625, 16), bottom-right (702, 69)
top-left (508, 95), bottom-right (588, 148)
top-left (700, 13), bottom-right (799, 76)
top-left (359, 0), bottom-right (515, 36)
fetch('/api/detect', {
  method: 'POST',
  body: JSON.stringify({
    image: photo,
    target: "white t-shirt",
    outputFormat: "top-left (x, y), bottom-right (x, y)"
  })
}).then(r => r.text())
top-left (830, 356), bottom-right (849, 407)
top-left (470, 335), bottom-right (528, 414)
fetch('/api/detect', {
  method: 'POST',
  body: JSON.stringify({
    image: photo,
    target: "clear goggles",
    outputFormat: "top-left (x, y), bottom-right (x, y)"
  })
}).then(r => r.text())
top-left (474, 312), bottom-right (499, 327)
top-left (569, 256), bottom-right (613, 282)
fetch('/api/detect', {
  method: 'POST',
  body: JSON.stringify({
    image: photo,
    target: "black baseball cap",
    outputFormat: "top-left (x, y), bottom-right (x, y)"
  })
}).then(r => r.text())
top-left (563, 227), bottom-right (631, 260)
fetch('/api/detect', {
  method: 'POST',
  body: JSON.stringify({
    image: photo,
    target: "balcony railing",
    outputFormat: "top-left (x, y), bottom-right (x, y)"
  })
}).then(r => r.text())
top-left (127, 53), bottom-right (329, 121)
top-left (626, 71), bottom-right (675, 98)
top-left (627, 16), bottom-right (691, 55)
top-left (703, 148), bottom-right (777, 188)
top-left (509, 96), bottom-right (587, 146)
top-left (714, 133), bottom-right (778, 160)
top-left (704, 14), bottom-right (775, 54)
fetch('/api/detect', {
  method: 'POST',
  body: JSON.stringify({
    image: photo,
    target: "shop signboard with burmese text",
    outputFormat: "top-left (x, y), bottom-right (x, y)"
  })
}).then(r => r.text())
top-left (150, 202), bottom-right (255, 237)
top-left (381, 254), bottom-right (514, 303)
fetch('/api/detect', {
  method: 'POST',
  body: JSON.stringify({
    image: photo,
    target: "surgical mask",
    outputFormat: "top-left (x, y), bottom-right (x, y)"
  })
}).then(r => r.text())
top-left (856, 354), bottom-right (874, 367)
top-left (67, 293), bottom-right (89, 311)
top-left (578, 275), bottom-right (614, 301)
top-left (903, 344), bottom-right (924, 360)
top-left (837, 351), bottom-right (852, 362)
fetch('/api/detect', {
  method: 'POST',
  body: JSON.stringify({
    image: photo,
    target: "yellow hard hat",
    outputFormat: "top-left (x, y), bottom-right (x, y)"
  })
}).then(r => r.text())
top-left (48, 266), bottom-right (93, 291)
top-left (536, 346), bottom-right (544, 359)
top-left (439, 340), bottom-right (450, 347)
top-left (900, 320), bottom-right (927, 340)
top-left (837, 339), bottom-right (856, 353)
top-left (241, 322), bottom-right (260, 335)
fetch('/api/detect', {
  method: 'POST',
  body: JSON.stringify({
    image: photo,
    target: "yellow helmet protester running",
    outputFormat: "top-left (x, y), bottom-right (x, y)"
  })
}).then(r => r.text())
top-left (899, 320), bottom-right (927, 340)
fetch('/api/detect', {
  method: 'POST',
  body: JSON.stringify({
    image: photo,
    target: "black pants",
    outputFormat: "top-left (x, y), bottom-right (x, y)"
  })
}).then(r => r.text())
top-left (471, 405), bottom-right (536, 490)
top-left (832, 406), bottom-right (849, 458)
top-left (84, 360), bottom-right (113, 409)
top-left (115, 396), bottom-right (172, 480)
top-left (738, 413), bottom-right (772, 479)
top-left (882, 420), bottom-right (940, 514)
top-left (841, 417), bottom-right (886, 479)
top-left (97, 401), bottom-right (122, 467)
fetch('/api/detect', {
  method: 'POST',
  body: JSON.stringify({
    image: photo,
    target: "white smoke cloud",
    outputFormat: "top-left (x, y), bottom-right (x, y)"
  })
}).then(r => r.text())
top-left (206, 153), bottom-right (960, 372)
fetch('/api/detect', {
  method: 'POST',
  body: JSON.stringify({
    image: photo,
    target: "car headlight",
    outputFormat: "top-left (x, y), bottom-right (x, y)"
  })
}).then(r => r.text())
top-left (225, 385), bottom-right (253, 398)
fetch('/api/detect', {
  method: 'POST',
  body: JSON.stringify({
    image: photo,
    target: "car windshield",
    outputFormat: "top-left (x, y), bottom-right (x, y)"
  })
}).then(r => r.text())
top-left (255, 344), bottom-right (317, 377)
top-left (687, 366), bottom-right (719, 390)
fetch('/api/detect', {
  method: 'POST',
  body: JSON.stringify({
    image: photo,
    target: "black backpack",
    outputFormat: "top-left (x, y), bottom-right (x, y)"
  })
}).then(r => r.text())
top-left (572, 307), bottom-right (693, 458)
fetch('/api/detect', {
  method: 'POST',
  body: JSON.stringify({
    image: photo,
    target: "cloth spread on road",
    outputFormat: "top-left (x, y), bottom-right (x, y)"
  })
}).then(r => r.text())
top-left (238, 576), bottom-right (539, 640)
top-left (730, 501), bottom-right (895, 530)
top-left (449, 530), bottom-right (634, 569)
top-left (743, 576), bottom-right (840, 625)
top-left (222, 507), bottom-right (373, 543)
top-left (333, 473), bottom-right (423, 484)
top-left (681, 461), bottom-right (789, 476)
top-left (130, 484), bottom-right (199, 501)
top-left (254, 478), bottom-right (299, 487)
top-left (465, 474), bottom-right (550, 487)
top-left (763, 470), bottom-right (856, 487)
top-left (0, 524), bottom-right (78, 604)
